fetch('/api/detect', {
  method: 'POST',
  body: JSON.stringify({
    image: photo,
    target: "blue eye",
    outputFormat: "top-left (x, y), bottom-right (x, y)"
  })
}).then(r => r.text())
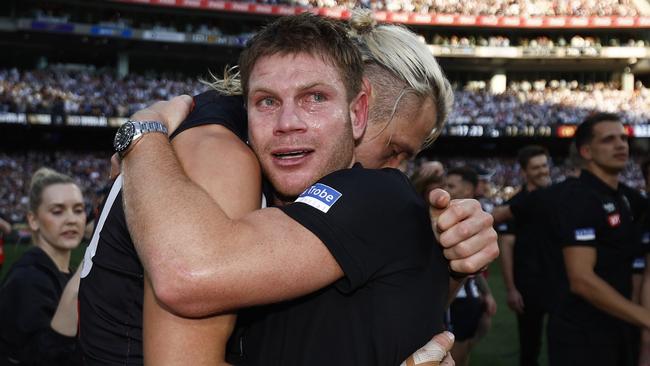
top-left (311, 93), bottom-right (326, 102)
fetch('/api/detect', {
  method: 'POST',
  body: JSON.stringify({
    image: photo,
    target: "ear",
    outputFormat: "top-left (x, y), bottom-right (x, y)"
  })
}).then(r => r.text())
top-left (579, 144), bottom-right (592, 161)
top-left (349, 78), bottom-right (370, 142)
top-left (27, 211), bottom-right (39, 233)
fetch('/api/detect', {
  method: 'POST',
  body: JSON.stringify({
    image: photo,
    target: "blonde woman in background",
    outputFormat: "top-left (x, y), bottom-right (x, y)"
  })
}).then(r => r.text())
top-left (0, 167), bottom-right (84, 366)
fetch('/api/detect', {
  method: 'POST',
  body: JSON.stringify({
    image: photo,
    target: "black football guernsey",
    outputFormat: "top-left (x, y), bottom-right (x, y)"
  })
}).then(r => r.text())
top-left (236, 164), bottom-right (449, 366)
top-left (549, 170), bottom-right (643, 344)
top-left (78, 90), bottom-right (247, 365)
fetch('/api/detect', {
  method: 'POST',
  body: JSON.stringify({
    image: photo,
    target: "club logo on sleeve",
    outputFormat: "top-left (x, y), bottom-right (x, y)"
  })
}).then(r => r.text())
top-left (574, 228), bottom-right (596, 241)
top-left (607, 213), bottom-right (621, 227)
top-left (602, 202), bottom-right (616, 213)
top-left (295, 183), bottom-right (342, 213)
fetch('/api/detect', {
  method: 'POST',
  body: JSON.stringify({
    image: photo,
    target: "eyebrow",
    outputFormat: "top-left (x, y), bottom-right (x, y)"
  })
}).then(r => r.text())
top-left (249, 81), bottom-right (332, 96)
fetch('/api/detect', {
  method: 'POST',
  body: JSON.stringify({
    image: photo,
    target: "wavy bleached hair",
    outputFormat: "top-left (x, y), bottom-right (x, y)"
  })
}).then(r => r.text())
top-left (348, 9), bottom-right (454, 147)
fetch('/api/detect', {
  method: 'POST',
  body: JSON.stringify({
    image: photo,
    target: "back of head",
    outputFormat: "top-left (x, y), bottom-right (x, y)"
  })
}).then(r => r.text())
top-left (348, 9), bottom-right (454, 146)
top-left (411, 166), bottom-right (444, 198)
top-left (29, 167), bottom-right (75, 213)
top-left (447, 166), bottom-right (479, 188)
top-left (517, 145), bottom-right (549, 169)
top-left (574, 112), bottom-right (621, 152)
top-left (239, 13), bottom-right (363, 101)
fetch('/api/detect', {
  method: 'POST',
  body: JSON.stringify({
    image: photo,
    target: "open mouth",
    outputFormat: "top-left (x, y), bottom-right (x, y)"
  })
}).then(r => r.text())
top-left (272, 150), bottom-right (313, 159)
top-left (61, 230), bottom-right (79, 238)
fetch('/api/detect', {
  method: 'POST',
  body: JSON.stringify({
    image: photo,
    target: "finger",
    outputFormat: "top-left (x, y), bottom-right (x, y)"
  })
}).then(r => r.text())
top-left (447, 245), bottom-right (497, 276)
top-left (439, 209), bottom-right (494, 249)
top-left (440, 228), bottom-right (499, 267)
top-left (428, 189), bottom-right (451, 212)
top-left (436, 199), bottom-right (484, 233)
top-left (151, 95), bottom-right (193, 134)
top-left (401, 332), bottom-right (454, 366)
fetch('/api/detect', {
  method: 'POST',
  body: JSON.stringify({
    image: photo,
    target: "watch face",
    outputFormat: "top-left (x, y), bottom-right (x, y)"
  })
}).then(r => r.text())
top-left (114, 122), bottom-right (135, 153)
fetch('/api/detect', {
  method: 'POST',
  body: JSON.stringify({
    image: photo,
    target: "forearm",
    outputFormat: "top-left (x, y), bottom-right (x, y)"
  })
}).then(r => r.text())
top-left (50, 266), bottom-right (81, 337)
top-left (143, 277), bottom-right (233, 366)
top-left (571, 271), bottom-right (650, 328)
top-left (122, 135), bottom-right (235, 314)
top-left (498, 236), bottom-right (516, 290)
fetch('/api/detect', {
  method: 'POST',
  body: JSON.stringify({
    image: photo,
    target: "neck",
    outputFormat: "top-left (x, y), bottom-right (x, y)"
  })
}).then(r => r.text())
top-left (586, 163), bottom-right (620, 190)
top-left (36, 241), bottom-right (71, 273)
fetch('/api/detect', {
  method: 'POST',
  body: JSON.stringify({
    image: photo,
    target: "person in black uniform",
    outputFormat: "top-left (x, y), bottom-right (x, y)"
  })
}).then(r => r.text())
top-left (119, 13), bottom-right (456, 365)
top-left (496, 145), bottom-right (553, 366)
top-left (0, 168), bottom-right (85, 366)
top-left (79, 13), bottom-right (499, 366)
top-left (548, 113), bottom-right (650, 366)
top-left (637, 158), bottom-right (650, 366)
top-left (444, 167), bottom-right (497, 366)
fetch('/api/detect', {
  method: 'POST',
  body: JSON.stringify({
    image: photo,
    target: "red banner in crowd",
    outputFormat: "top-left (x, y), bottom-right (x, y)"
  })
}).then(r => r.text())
top-left (116, 0), bottom-right (650, 28)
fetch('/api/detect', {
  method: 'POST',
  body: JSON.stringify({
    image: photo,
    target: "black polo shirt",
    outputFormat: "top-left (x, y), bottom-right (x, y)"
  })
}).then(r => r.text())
top-left (506, 181), bottom-right (574, 307)
top-left (236, 165), bottom-right (449, 366)
top-left (551, 170), bottom-right (641, 343)
top-left (78, 90), bottom-right (247, 365)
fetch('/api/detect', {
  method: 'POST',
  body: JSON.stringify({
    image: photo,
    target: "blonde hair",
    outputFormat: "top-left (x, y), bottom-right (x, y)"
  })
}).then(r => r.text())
top-left (349, 9), bottom-right (454, 147)
top-left (200, 66), bottom-right (242, 96)
top-left (28, 167), bottom-right (76, 213)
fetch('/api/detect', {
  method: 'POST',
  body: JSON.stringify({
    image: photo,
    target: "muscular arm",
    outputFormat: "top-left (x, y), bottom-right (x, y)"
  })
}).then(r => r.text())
top-left (564, 246), bottom-right (650, 328)
top-left (143, 124), bottom-right (262, 365)
top-left (123, 100), bottom-right (342, 317)
top-left (498, 234), bottom-right (516, 291)
top-left (499, 233), bottom-right (524, 313)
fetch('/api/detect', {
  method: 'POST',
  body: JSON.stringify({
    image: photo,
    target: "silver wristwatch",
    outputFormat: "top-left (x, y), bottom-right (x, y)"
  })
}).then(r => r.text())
top-left (114, 120), bottom-right (168, 158)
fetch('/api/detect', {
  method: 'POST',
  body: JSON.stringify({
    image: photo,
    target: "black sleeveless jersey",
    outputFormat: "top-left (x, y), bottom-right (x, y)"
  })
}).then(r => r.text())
top-left (78, 91), bottom-right (247, 365)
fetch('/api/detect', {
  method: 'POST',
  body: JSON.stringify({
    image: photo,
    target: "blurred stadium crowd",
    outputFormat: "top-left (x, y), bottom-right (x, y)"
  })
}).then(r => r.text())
top-left (245, 0), bottom-right (640, 16)
top-left (2, 67), bottom-right (649, 127)
top-left (0, 151), bottom-right (645, 226)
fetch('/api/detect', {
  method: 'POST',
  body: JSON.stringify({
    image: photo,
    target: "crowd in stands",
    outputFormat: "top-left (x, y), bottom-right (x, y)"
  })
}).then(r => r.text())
top-left (432, 34), bottom-right (648, 48)
top-left (449, 80), bottom-right (650, 126)
top-left (0, 151), bottom-right (111, 224)
top-left (2, 68), bottom-right (649, 127)
top-left (266, 0), bottom-right (640, 16)
top-left (0, 151), bottom-right (645, 225)
top-left (0, 68), bottom-right (207, 118)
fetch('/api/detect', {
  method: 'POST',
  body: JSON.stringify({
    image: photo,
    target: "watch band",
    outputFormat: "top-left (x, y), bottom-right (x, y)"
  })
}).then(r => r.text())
top-left (133, 120), bottom-right (168, 136)
top-left (119, 120), bottom-right (168, 159)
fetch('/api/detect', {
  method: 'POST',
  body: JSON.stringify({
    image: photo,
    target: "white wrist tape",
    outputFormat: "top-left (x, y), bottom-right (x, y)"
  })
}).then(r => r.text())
top-left (400, 339), bottom-right (447, 366)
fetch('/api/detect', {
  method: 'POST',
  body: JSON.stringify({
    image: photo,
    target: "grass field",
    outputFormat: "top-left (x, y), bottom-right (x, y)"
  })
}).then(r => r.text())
top-left (1, 241), bottom-right (546, 366)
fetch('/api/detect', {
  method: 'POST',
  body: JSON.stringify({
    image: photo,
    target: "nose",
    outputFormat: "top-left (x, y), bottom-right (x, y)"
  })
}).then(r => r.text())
top-left (274, 100), bottom-right (307, 135)
top-left (64, 209), bottom-right (84, 226)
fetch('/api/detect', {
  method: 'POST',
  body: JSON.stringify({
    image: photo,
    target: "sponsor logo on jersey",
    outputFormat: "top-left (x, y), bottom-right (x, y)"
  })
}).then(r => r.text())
top-left (633, 257), bottom-right (646, 270)
top-left (295, 183), bottom-right (342, 213)
top-left (602, 202), bottom-right (616, 213)
top-left (607, 213), bottom-right (621, 227)
top-left (575, 228), bottom-right (596, 241)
